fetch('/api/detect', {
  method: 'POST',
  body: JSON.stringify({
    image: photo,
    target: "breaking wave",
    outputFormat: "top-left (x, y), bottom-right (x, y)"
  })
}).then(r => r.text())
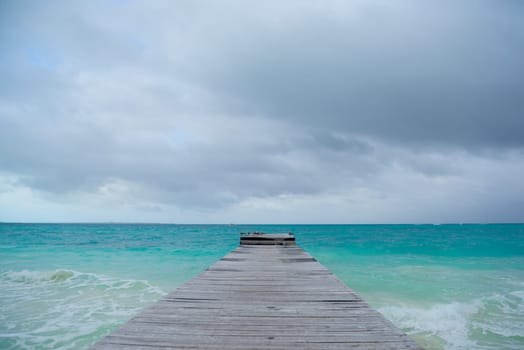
top-left (378, 290), bottom-right (524, 350)
top-left (0, 269), bottom-right (166, 350)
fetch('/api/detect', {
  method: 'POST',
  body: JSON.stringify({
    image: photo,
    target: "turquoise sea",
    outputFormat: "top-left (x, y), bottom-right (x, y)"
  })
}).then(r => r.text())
top-left (1, 223), bottom-right (523, 350)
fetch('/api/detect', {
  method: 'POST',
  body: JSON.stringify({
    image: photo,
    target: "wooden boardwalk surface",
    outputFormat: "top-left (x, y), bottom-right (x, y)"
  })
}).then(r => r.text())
top-left (92, 244), bottom-right (422, 349)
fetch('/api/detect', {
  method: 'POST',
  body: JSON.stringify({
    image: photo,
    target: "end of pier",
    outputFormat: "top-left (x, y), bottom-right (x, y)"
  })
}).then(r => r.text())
top-left (240, 231), bottom-right (295, 245)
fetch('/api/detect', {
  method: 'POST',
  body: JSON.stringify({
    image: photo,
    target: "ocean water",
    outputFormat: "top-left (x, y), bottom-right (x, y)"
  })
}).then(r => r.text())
top-left (1, 224), bottom-right (523, 350)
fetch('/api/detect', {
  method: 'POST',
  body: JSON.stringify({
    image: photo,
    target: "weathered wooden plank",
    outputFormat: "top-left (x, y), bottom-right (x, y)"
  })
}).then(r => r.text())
top-left (91, 240), bottom-right (423, 350)
top-left (94, 343), bottom-right (420, 350)
top-left (113, 324), bottom-right (399, 334)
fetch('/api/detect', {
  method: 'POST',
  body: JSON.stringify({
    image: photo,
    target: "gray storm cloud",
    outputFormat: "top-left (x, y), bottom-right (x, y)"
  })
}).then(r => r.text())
top-left (0, 0), bottom-right (523, 223)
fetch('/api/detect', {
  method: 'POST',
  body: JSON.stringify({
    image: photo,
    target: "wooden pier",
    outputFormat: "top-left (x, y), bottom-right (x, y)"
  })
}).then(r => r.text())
top-left (92, 233), bottom-right (422, 349)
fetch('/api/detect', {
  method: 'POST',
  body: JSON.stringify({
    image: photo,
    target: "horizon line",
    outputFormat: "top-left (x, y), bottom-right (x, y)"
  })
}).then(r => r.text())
top-left (1, 221), bottom-right (522, 225)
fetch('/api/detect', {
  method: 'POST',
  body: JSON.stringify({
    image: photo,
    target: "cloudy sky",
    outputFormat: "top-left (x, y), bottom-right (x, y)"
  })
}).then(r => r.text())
top-left (1, 0), bottom-right (523, 223)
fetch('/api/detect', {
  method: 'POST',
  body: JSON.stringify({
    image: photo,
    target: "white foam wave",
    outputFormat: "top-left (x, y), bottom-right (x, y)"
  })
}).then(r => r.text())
top-left (471, 291), bottom-right (524, 339)
top-left (379, 301), bottom-right (479, 350)
top-left (1, 269), bottom-right (76, 284)
top-left (0, 269), bottom-right (167, 349)
top-left (378, 290), bottom-right (524, 350)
